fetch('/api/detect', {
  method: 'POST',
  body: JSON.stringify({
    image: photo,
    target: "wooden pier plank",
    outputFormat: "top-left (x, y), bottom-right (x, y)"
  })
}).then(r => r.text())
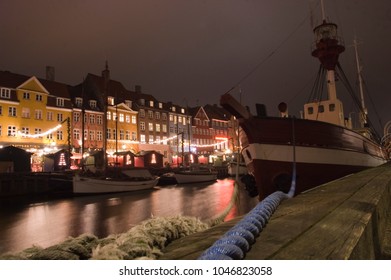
top-left (161, 164), bottom-right (391, 260)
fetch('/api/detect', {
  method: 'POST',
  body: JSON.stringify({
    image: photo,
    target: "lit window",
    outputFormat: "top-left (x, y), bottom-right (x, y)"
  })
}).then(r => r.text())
top-left (151, 154), bottom-right (157, 164)
top-left (107, 97), bottom-right (115, 105)
top-left (131, 115), bottom-right (136, 124)
top-left (149, 100), bottom-right (154, 107)
top-left (56, 98), bottom-right (64, 107)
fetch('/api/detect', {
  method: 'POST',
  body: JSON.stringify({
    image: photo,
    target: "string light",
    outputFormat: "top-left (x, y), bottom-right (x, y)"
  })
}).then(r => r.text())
top-left (18, 124), bottom-right (62, 138)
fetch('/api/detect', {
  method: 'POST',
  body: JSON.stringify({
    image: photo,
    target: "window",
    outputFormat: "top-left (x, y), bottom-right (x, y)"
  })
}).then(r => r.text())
top-left (0, 125), bottom-right (2, 136)
top-left (119, 130), bottom-right (124, 140)
top-left (148, 110), bottom-right (153, 119)
top-left (139, 109), bottom-right (145, 118)
top-left (307, 107), bottom-right (314, 115)
top-left (47, 111), bottom-right (53, 121)
top-left (84, 130), bottom-right (88, 140)
top-left (178, 116), bottom-right (183, 123)
top-left (107, 128), bottom-right (111, 140)
top-left (74, 112), bottom-right (80, 122)
top-left (34, 128), bottom-right (42, 137)
top-left (172, 106), bottom-right (176, 112)
top-left (140, 122), bottom-right (145, 131)
top-left (84, 113), bottom-right (88, 123)
top-left (0, 106), bottom-right (2, 115)
top-left (97, 131), bottom-right (103, 141)
top-left (107, 96), bottom-right (114, 105)
top-left (119, 113), bottom-right (124, 122)
top-left (149, 100), bottom-right (154, 107)
top-left (329, 104), bottom-right (335, 112)
top-left (107, 111), bottom-right (111, 120)
top-left (125, 100), bottom-right (132, 108)
top-left (97, 115), bottom-right (102, 125)
top-left (47, 133), bottom-right (53, 140)
top-left (140, 134), bottom-right (146, 143)
top-left (56, 98), bottom-right (64, 107)
top-left (139, 99), bottom-right (145, 106)
top-left (57, 113), bottom-right (63, 122)
top-left (162, 124), bottom-right (167, 133)
top-left (89, 114), bottom-right (95, 124)
top-left (89, 130), bottom-right (95, 140)
top-left (89, 100), bottom-right (97, 108)
top-left (113, 112), bottom-right (117, 121)
top-left (23, 92), bottom-right (30, 99)
top-left (21, 127), bottom-right (29, 137)
top-left (35, 110), bottom-right (42, 120)
top-left (318, 105), bottom-right (324, 113)
top-left (132, 132), bottom-right (136, 141)
top-left (73, 129), bottom-right (80, 140)
top-left (7, 126), bottom-right (16, 136)
top-left (155, 112), bottom-right (160, 119)
top-left (148, 123), bottom-right (154, 131)
top-left (162, 113), bottom-right (167, 120)
top-left (125, 115), bottom-right (130, 123)
top-left (8, 107), bottom-right (16, 117)
top-left (1, 88), bottom-right (11, 99)
top-left (181, 108), bottom-right (185, 114)
top-left (156, 124), bottom-right (160, 132)
top-left (149, 135), bottom-right (154, 144)
top-left (22, 108), bottom-right (30, 118)
top-left (132, 115), bottom-right (136, 124)
top-left (57, 130), bottom-right (63, 140)
top-left (36, 94), bottom-right (43, 101)
top-left (125, 131), bottom-right (130, 140)
top-left (158, 102), bottom-right (163, 109)
top-left (75, 98), bottom-right (82, 107)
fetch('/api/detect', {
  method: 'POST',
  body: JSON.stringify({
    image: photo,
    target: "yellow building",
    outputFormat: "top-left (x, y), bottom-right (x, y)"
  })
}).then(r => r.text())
top-left (0, 71), bottom-right (72, 170)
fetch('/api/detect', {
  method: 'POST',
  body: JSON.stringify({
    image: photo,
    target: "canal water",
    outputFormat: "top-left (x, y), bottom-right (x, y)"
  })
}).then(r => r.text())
top-left (0, 178), bottom-right (258, 255)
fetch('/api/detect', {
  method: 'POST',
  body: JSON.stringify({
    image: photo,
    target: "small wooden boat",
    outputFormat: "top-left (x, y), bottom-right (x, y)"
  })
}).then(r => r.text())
top-left (73, 168), bottom-right (158, 194)
top-left (174, 169), bottom-right (218, 184)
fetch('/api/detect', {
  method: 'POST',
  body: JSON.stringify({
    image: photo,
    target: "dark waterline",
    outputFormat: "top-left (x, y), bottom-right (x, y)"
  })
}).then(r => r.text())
top-left (0, 179), bottom-right (258, 255)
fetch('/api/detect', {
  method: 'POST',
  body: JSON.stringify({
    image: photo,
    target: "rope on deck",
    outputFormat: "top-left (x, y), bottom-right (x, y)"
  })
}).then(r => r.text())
top-left (197, 190), bottom-right (291, 260)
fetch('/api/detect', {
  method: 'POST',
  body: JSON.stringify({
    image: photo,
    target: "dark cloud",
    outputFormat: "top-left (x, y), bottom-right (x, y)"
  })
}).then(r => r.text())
top-left (1, 0), bottom-right (390, 133)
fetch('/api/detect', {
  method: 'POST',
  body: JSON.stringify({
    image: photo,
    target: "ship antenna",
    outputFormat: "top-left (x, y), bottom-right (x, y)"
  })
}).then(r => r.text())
top-left (352, 37), bottom-right (368, 128)
top-left (320, 0), bottom-right (326, 21)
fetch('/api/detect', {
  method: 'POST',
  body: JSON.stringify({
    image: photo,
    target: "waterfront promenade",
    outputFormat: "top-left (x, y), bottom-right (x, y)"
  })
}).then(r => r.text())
top-left (161, 163), bottom-right (391, 260)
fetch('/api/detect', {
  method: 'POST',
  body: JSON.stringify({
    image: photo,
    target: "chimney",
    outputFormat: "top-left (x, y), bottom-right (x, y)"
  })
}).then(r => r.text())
top-left (46, 66), bottom-right (55, 81)
top-left (135, 85), bottom-right (141, 93)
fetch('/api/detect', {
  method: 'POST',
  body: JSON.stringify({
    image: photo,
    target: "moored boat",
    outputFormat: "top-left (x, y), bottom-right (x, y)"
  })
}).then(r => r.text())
top-left (174, 169), bottom-right (218, 184)
top-left (221, 9), bottom-right (389, 200)
top-left (73, 168), bottom-right (158, 194)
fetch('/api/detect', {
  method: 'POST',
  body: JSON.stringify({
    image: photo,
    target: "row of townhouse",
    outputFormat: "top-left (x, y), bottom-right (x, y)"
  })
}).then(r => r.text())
top-left (0, 66), bottom-right (236, 170)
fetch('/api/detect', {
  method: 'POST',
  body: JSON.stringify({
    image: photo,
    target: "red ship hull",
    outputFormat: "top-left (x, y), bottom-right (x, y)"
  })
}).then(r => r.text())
top-left (237, 116), bottom-right (388, 200)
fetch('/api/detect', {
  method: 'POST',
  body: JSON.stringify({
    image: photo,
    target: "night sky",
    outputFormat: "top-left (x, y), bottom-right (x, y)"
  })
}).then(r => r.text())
top-left (1, 0), bottom-right (390, 134)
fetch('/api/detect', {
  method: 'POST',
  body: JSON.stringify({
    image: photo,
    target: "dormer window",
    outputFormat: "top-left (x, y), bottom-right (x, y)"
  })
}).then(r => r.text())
top-left (89, 100), bottom-right (97, 109)
top-left (181, 108), bottom-right (185, 114)
top-left (139, 99), bottom-right (145, 106)
top-left (0, 88), bottom-right (11, 99)
top-left (158, 102), bottom-right (163, 109)
top-left (172, 106), bottom-right (176, 112)
top-left (75, 97), bottom-right (83, 107)
top-left (107, 96), bottom-right (115, 105)
top-left (125, 100), bottom-right (132, 108)
top-left (149, 100), bottom-right (154, 107)
top-left (56, 98), bottom-right (64, 107)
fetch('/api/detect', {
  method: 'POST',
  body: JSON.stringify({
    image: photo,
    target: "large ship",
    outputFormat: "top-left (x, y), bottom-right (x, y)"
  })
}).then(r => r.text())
top-left (221, 14), bottom-right (389, 200)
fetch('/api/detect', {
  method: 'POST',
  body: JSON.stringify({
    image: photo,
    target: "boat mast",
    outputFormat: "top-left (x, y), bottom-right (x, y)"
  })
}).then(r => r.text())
top-left (102, 61), bottom-right (110, 170)
top-left (353, 38), bottom-right (368, 128)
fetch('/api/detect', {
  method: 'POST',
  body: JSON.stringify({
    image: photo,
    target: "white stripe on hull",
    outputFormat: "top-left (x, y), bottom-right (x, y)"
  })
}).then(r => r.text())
top-left (242, 143), bottom-right (386, 168)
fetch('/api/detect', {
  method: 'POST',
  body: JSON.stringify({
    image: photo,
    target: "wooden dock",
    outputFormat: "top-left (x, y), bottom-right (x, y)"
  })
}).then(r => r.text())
top-left (161, 163), bottom-right (391, 260)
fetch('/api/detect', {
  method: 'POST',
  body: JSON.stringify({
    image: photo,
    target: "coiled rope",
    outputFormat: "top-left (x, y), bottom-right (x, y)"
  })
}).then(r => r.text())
top-left (198, 118), bottom-right (297, 260)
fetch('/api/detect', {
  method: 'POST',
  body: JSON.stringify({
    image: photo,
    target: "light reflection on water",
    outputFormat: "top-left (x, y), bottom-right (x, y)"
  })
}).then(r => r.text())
top-left (0, 179), bottom-right (258, 255)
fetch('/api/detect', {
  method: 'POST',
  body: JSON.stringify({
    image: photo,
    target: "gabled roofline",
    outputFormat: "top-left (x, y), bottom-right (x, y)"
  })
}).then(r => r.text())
top-left (17, 76), bottom-right (49, 94)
